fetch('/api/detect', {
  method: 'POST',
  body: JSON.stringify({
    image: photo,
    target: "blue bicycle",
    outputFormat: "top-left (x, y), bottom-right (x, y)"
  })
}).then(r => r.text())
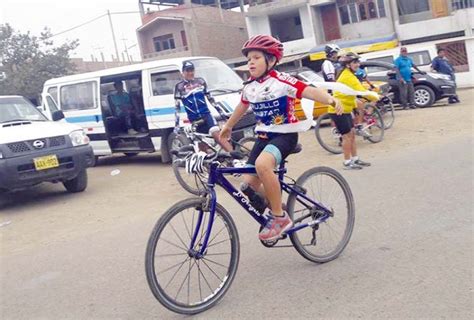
top-left (145, 146), bottom-right (355, 314)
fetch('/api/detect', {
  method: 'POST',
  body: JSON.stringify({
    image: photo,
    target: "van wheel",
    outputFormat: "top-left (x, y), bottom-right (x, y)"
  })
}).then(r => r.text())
top-left (63, 169), bottom-right (88, 193)
top-left (414, 85), bottom-right (435, 108)
top-left (167, 133), bottom-right (191, 161)
top-left (124, 153), bottom-right (139, 157)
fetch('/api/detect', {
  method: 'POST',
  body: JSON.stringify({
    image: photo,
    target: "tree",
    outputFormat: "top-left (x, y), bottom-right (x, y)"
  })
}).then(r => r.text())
top-left (0, 24), bottom-right (79, 101)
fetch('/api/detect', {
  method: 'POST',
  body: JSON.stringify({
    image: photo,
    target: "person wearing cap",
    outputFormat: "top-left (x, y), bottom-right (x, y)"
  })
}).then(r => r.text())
top-left (431, 48), bottom-right (460, 104)
top-left (333, 52), bottom-right (379, 170)
top-left (394, 47), bottom-right (425, 109)
top-left (174, 60), bottom-right (233, 152)
top-left (322, 44), bottom-right (342, 82)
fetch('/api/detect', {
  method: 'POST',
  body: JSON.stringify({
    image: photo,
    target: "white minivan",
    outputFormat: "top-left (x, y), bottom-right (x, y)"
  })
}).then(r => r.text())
top-left (0, 96), bottom-right (94, 193)
top-left (41, 57), bottom-right (255, 163)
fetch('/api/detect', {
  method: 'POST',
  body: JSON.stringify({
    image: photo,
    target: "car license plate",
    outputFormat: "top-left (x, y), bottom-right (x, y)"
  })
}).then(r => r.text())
top-left (34, 155), bottom-right (59, 171)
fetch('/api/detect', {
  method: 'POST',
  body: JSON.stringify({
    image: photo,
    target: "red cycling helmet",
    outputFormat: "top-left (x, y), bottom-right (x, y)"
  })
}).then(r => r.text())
top-left (242, 35), bottom-right (284, 61)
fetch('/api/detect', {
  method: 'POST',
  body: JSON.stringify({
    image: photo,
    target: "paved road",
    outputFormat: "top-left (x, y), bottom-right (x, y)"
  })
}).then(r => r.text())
top-left (1, 96), bottom-right (473, 319)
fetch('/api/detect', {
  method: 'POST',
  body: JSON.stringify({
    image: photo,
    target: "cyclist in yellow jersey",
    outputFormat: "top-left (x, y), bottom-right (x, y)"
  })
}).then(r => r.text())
top-left (331, 52), bottom-right (378, 170)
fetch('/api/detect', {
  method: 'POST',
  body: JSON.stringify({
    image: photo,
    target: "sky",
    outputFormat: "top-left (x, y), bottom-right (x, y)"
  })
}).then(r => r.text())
top-left (1, 0), bottom-right (145, 62)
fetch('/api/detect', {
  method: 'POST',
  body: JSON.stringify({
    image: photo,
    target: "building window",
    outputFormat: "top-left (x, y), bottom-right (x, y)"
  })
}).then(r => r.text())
top-left (359, 3), bottom-right (368, 20)
top-left (377, 0), bottom-right (386, 17)
top-left (437, 40), bottom-right (470, 71)
top-left (397, 0), bottom-right (430, 16)
top-left (294, 16), bottom-right (301, 26)
top-left (153, 34), bottom-right (176, 53)
top-left (338, 0), bottom-right (384, 24)
top-left (339, 5), bottom-right (351, 25)
top-left (452, 0), bottom-right (474, 10)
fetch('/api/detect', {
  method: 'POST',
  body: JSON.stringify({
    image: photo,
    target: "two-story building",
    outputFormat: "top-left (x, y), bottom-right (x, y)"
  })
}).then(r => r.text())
top-left (244, 0), bottom-right (398, 70)
top-left (136, 0), bottom-right (249, 62)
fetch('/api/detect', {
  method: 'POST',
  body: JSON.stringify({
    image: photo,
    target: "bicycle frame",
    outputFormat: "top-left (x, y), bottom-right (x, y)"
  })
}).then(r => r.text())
top-left (188, 161), bottom-right (334, 257)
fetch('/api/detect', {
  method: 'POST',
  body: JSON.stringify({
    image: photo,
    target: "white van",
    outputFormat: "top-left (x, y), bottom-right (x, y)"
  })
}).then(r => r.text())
top-left (41, 57), bottom-right (254, 163)
top-left (0, 96), bottom-right (94, 193)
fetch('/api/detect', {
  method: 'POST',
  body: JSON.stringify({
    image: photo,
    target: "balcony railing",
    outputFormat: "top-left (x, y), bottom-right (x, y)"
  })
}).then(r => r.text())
top-left (143, 46), bottom-right (189, 60)
top-left (452, 0), bottom-right (474, 10)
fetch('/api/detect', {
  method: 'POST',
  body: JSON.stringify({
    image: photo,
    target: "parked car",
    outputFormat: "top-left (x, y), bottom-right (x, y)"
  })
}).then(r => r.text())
top-left (0, 95), bottom-right (94, 193)
top-left (360, 61), bottom-right (456, 108)
top-left (287, 68), bottom-right (391, 119)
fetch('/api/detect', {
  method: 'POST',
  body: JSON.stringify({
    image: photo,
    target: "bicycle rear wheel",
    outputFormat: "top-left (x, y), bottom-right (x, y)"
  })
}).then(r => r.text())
top-left (287, 166), bottom-right (355, 263)
top-left (364, 106), bottom-right (384, 143)
top-left (314, 113), bottom-right (343, 154)
top-left (145, 198), bottom-right (240, 315)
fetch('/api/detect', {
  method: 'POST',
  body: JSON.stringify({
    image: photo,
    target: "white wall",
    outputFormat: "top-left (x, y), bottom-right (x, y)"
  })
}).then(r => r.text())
top-left (396, 8), bottom-right (474, 41)
top-left (284, 37), bottom-right (316, 55)
top-left (299, 5), bottom-right (315, 39)
top-left (245, 15), bottom-right (271, 36)
top-left (456, 38), bottom-right (474, 88)
top-left (339, 17), bottom-right (394, 40)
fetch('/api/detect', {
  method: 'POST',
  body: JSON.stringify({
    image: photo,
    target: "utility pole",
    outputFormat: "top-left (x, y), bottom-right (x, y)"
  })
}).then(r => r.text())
top-left (107, 10), bottom-right (120, 61)
top-left (121, 37), bottom-right (132, 63)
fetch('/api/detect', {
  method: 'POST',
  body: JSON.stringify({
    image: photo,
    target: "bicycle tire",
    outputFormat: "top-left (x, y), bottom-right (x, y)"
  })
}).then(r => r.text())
top-left (287, 166), bottom-right (355, 263)
top-left (365, 107), bottom-right (385, 143)
top-left (172, 160), bottom-right (209, 196)
top-left (235, 136), bottom-right (257, 157)
top-left (145, 197), bottom-right (240, 315)
top-left (378, 100), bottom-right (395, 130)
top-left (314, 113), bottom-right (343, 154)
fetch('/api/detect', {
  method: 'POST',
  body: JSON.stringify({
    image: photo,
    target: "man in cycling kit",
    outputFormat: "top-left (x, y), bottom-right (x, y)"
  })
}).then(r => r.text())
top-left (332, 52), bottom-right (378, 170)
top-left (220, 35), bottom-right (341, 241)
top-left (174, 61), bottom-right (232, 152)
top-left (322, 44), bottom-right (342, 82)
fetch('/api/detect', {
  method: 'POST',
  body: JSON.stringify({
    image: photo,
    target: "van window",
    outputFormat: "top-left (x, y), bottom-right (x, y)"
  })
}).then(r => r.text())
top-left (151, 70), bottom-right (181, 96)
top-left (60, 81), bottom-right (97, 111)
top-left (47, 87), bottom-right (58, 104)
top-left (407, 50), bottom-right (431, 66)
top-left (367, 55), bottom-right (394, 65)
top-left (366, 65), bottom-right (391, 75)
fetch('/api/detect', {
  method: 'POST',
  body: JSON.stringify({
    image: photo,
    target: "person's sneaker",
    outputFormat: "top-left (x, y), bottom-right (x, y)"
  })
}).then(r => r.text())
top-left (354, 159), bottom-right (371, 167)
top-left (258, 212), bottom-right (293, 241)
top-left (355, 127), bottom-right (372, 138)
top-left (128, 129), bottom-right (138, 135)
top-left (409, 105), bottom-right (417, 109)
top-left (343, 161), bottom-right (363, 170)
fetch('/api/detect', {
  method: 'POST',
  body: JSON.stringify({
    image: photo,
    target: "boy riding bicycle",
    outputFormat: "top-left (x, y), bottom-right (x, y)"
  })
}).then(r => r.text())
top-left (332, 52), bottom-right (379, 170)
top-left (220, 35), bottom-right (342, 241)
top-left (174, 60), bottom-right (233, 152)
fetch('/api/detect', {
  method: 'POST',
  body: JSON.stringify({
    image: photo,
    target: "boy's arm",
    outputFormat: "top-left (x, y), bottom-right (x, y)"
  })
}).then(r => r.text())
top-left (220, 101), bottom-right (250, 140)
top-left (301, 86), bottom-right (342, 115)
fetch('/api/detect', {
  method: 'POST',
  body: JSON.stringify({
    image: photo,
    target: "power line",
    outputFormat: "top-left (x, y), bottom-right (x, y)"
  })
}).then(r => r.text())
top-left (42, 11), bottom-right (141, 41)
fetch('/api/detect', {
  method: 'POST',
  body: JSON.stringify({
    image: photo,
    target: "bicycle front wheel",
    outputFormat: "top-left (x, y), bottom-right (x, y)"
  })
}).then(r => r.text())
top-left (314, 113), bottom-right (343, 154)
top-left (287, 166), bottom-right (355, 263)
top-left (145, 198), bottom-right (240, 315)
top-left (378, 100), bottom-right (395, 129)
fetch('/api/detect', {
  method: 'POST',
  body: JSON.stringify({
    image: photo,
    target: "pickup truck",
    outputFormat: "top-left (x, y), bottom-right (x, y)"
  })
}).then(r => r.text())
top-left (0, 96), bottom-right (94, 193)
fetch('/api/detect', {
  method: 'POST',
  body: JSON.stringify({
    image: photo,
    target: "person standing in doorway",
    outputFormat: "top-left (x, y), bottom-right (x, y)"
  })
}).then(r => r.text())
top-left (394, 47), bottom-right (425, 110)
top-left (431, 48), bottom-right (460, 104)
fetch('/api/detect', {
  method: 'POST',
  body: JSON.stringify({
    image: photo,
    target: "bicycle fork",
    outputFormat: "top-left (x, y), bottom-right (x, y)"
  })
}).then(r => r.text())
top-left (188, 189), bottom-right (217, 259)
